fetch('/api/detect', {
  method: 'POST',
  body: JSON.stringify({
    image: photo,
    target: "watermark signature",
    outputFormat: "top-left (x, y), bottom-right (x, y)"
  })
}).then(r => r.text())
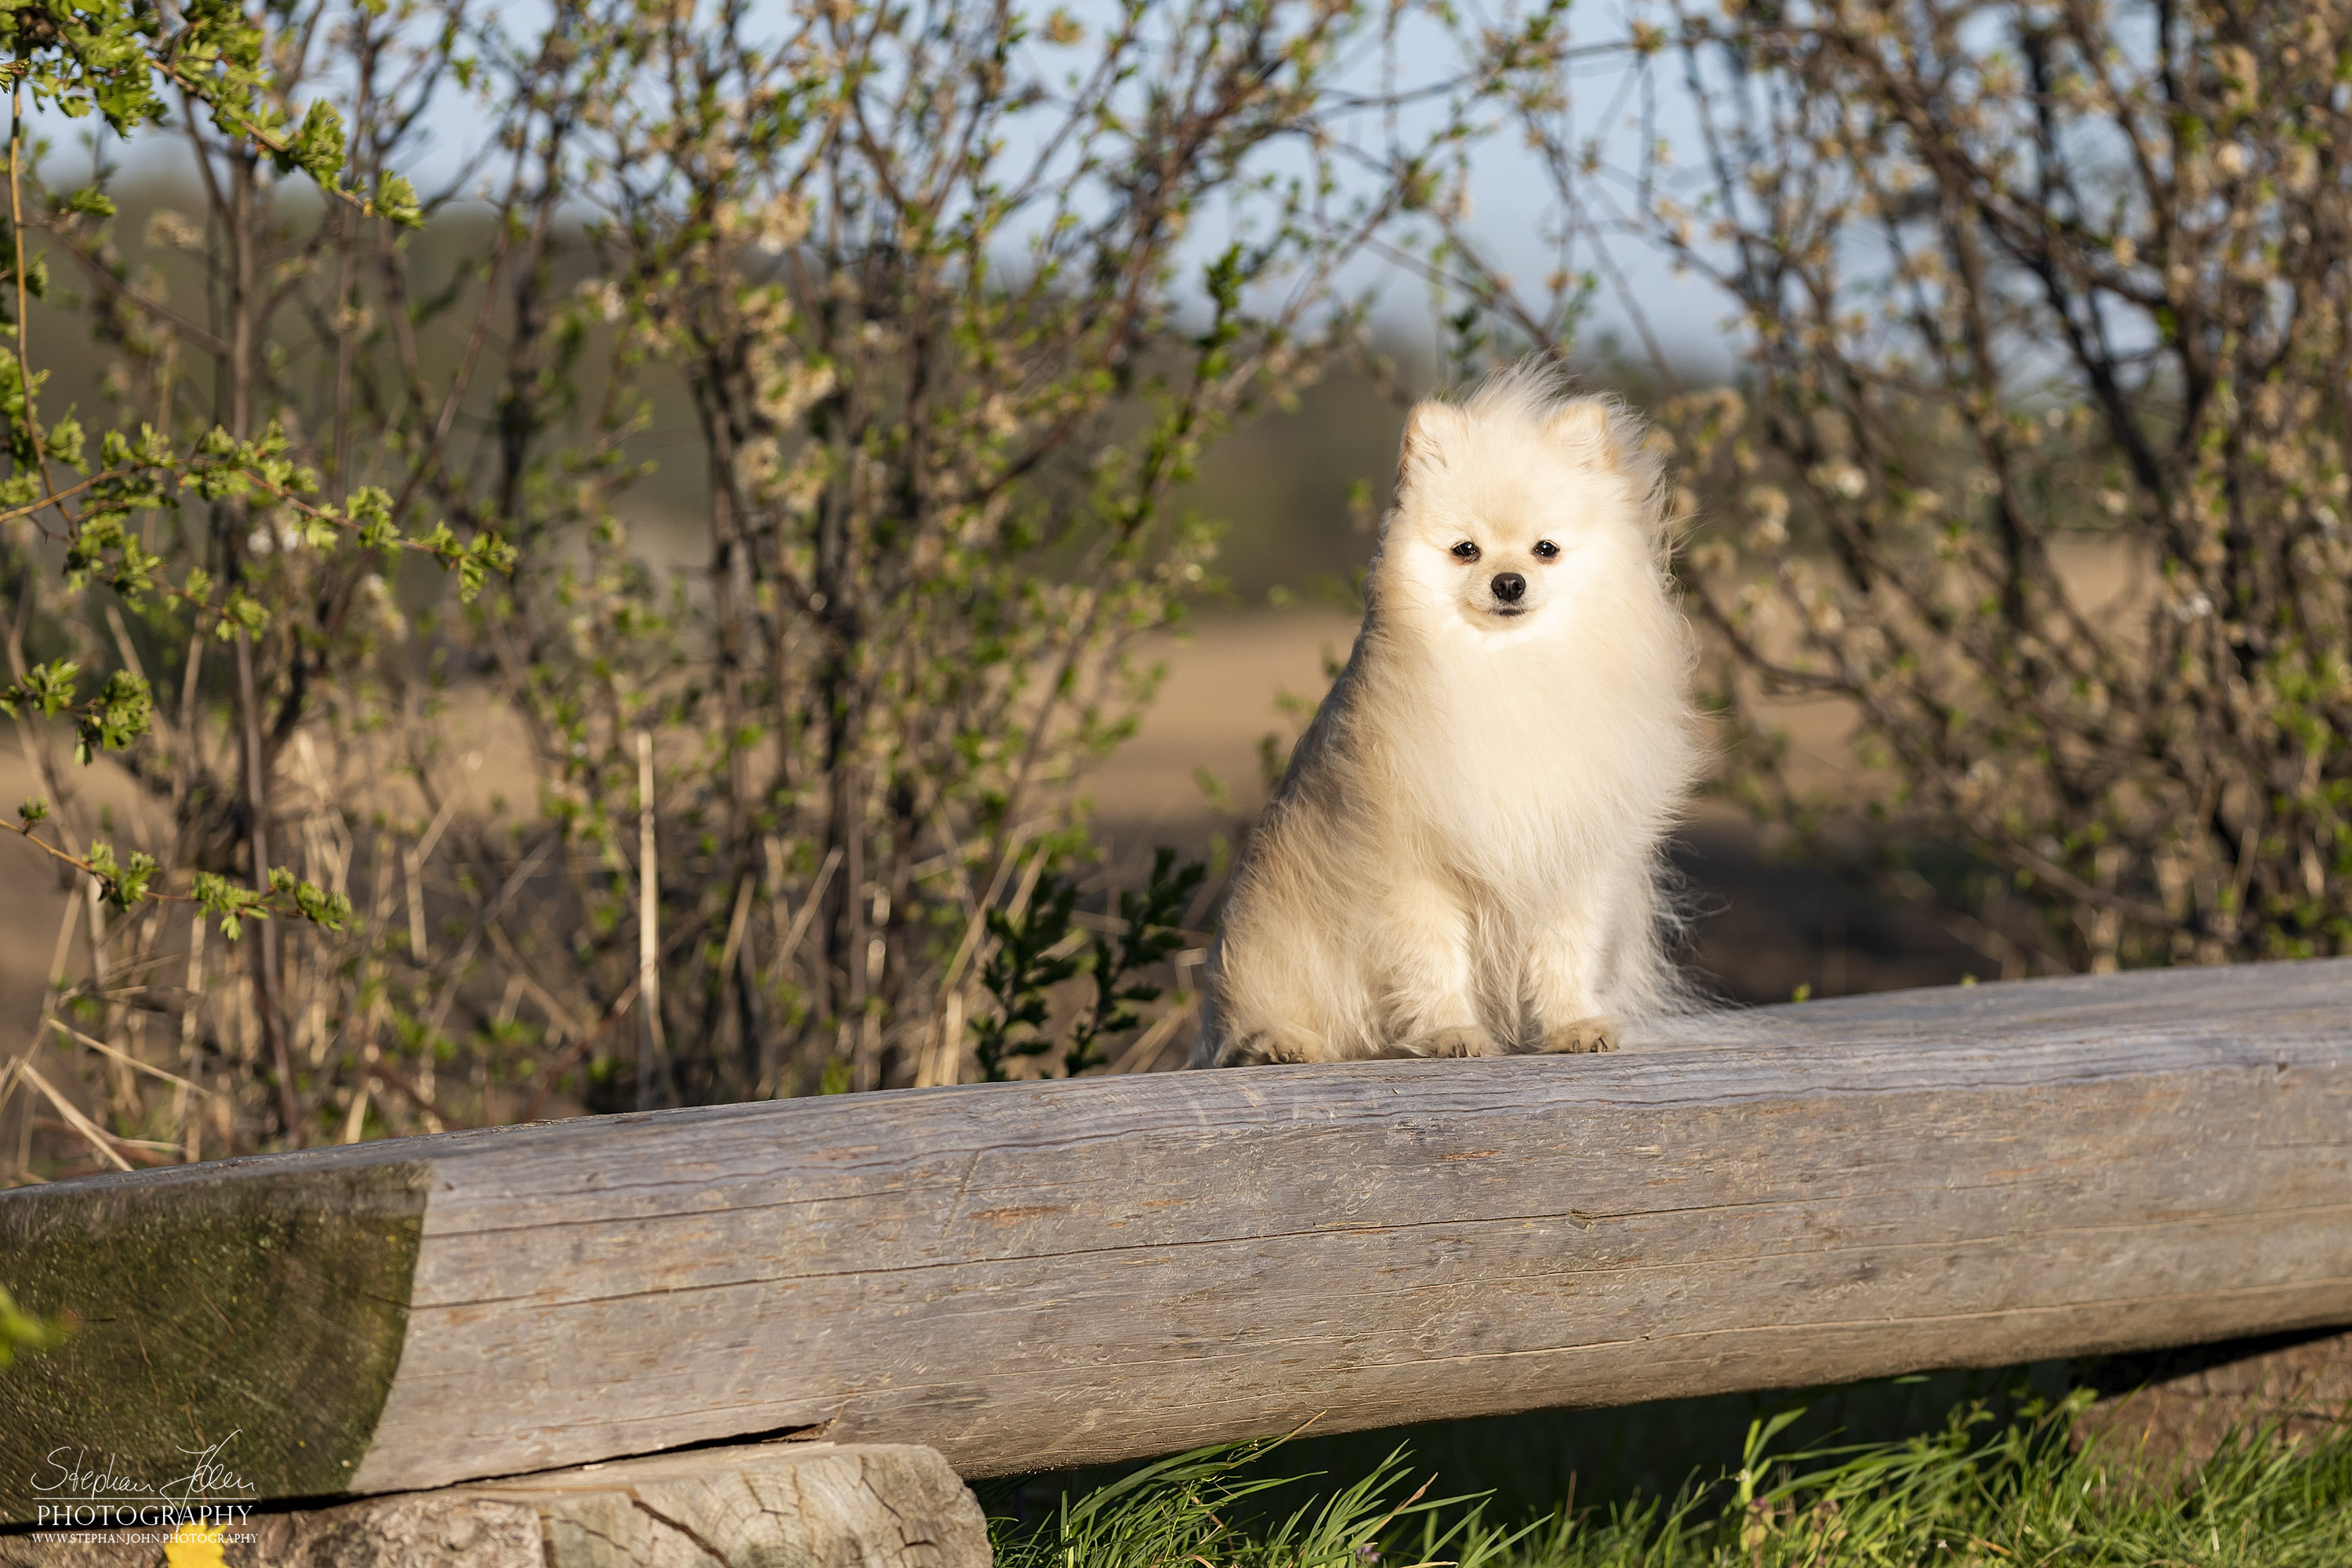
top-left (27, 1432), bottom-right (260, 1530)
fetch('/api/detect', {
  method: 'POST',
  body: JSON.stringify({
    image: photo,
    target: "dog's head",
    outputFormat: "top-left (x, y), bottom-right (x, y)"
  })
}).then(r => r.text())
top-left (1375, 370), bottom-right (1667, 638)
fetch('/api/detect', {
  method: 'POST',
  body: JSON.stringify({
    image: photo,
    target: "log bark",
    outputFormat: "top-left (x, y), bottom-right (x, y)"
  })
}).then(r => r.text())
top-left (3, 960), bottom-right (2349, 1518)
top-left (0, 1442), bottom-right (987, 1568)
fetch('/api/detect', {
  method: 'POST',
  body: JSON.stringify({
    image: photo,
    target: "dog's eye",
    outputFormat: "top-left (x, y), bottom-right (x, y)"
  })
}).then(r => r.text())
top-left (1449, 541), bottom-right (1479, 561)
top-left (1533, 539), bottom-right (1560, 559)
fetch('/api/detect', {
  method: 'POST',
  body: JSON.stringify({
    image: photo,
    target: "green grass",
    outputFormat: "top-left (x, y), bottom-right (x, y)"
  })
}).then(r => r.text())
top-left (989, 1392), bottom-right (2352, 1567)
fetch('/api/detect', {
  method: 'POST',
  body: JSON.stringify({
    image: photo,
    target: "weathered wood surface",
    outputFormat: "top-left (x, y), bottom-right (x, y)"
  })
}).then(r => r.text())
top-left (0, 1441), bottom-right (988, 1568)
top-left (3, 959), bottom-right (2349, 1517)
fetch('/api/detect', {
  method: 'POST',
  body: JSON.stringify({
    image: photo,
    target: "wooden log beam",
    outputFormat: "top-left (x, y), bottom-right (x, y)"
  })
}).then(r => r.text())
top-left (4, 960), bottom-right (2350, 1519)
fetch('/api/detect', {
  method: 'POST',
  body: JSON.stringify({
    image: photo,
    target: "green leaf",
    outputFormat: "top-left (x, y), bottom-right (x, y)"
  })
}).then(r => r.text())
top-left (85, 841), bottom-right (160, 909)
top-left (282, 98), bottom-right (348, 186)
top-left (213, 586), bottom-right (270, 641)
top-left (0, 1285), bottom-right (68, 1369)
top-left (193, 870), bottom-right (269, 942)
top-left (350, 485), bottom-right (400, 550)
top-left (44, 412), bottom-right (85, 470)
top-left (372, 171), bottom-right (423, 229)
top-left (74, 669), bottom-right (153, 763)
top-left (0, 660), bottom-right (78, 720)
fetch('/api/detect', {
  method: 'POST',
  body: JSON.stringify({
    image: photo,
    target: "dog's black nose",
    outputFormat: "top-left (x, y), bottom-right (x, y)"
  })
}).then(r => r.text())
top-left (1491, 572), bottom-right (1526, 603)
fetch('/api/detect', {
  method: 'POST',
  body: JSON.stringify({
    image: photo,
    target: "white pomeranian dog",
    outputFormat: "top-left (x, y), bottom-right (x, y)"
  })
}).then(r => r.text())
top-left (1195, 365), bottom-right (1702, 1066)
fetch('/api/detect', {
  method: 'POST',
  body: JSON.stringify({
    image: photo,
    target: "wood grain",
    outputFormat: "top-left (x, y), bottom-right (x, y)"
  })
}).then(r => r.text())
top-left (2, 959), bottom-right (2347, 1514)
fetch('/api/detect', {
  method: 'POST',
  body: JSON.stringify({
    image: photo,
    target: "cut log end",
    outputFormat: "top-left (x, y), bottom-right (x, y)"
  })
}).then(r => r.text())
top-left (0, 1160), bottom-right (428, 1516)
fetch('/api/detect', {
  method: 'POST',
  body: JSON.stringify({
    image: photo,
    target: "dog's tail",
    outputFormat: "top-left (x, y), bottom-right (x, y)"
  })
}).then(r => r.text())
top-left (1187, 945), bottom-right (1253, 1067)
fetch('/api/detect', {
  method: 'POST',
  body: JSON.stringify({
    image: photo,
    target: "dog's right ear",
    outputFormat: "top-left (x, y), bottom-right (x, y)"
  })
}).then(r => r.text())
top-left (1544, 397), bottom-right (1619, 468)
top-left (1396, 401), bottom-right (1467, 497)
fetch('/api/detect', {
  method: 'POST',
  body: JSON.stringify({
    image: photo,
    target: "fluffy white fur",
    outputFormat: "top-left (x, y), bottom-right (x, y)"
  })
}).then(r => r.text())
top-left (1195, 365), bottom-right (1702, 1066)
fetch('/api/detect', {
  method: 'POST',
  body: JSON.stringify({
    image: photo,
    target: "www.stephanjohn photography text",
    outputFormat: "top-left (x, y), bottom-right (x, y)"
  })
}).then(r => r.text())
top-left (26, 1431), bottom-right (258, 1538)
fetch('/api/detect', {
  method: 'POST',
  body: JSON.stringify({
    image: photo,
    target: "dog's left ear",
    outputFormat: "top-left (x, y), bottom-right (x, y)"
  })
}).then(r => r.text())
top-left (1544, 399), bottom-right (1618, 467)
top-left (1396, 401), bottom-right (1468, 495)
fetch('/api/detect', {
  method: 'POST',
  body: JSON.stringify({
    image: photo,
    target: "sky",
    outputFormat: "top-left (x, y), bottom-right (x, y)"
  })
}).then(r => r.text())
top-left (53, 0), bottom-right (1741, 380)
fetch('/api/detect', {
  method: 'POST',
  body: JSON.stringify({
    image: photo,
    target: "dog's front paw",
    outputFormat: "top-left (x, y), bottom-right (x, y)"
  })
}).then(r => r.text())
top-left (1400, 1025), bottom-right (1504, 1059)
top-left (1539, 1015), bottom-right (1621, 1054)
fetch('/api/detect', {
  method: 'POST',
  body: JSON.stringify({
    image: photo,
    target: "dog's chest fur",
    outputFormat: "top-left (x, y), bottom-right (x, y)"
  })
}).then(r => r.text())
top-left (1351, 616), bottom-right (1675, 883)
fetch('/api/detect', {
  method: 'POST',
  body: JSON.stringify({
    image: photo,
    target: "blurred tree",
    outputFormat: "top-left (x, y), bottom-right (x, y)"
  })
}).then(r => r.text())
top-left (1437, 0), bottom-right (2352, 973)
top-left (0, 0), bottom-right (497, 1167)
top-left (0, 0), bottom-right (1540, 1171)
